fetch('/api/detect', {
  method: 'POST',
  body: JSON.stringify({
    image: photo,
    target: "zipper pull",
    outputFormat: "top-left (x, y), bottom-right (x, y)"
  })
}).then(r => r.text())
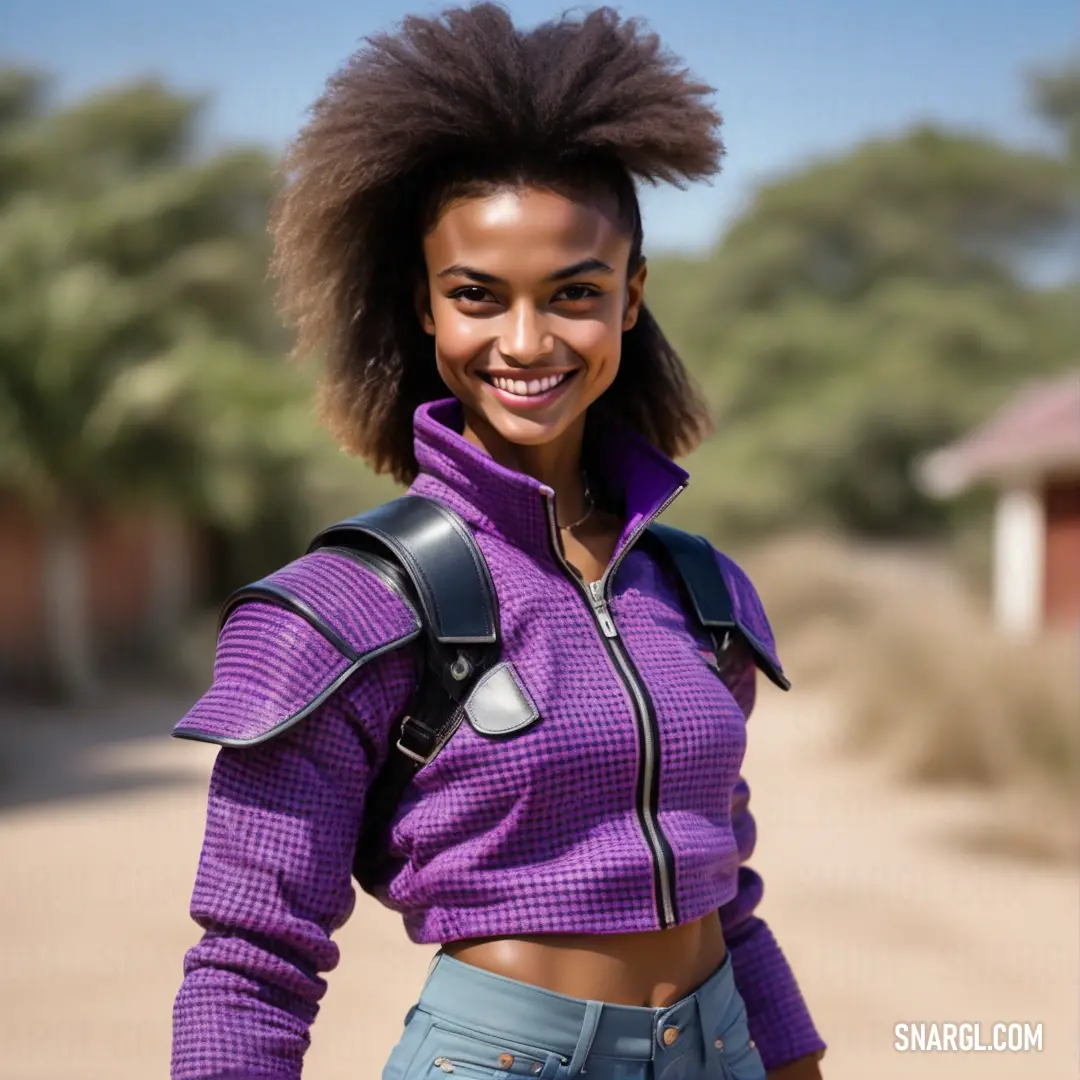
top-left (589, 580), bottom-right (618, 638)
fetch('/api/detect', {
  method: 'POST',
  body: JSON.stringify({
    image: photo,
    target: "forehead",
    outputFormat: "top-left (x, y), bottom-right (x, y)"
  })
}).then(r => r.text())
top-left (424, 186), bottom-right (629, 274)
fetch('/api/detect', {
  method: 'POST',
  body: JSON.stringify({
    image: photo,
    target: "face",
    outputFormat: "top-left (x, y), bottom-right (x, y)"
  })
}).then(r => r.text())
top-left (419, 185), bottom-right (646, 460)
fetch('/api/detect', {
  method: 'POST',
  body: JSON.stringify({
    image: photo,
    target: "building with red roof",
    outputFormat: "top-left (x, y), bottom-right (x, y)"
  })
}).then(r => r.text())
top-left (919, 371), bottom-right (1080, 635)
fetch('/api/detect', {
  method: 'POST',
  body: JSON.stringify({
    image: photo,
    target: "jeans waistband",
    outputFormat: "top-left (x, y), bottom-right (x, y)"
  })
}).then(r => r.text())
top-left (416, 949), bottom-right (738, 1065)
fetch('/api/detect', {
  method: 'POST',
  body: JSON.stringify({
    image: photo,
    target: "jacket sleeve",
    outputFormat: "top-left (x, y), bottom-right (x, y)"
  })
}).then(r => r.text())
top-left (171, 564), bottom-right (421, 1080)
top-left (714, 555), bottom-right (827, 1071)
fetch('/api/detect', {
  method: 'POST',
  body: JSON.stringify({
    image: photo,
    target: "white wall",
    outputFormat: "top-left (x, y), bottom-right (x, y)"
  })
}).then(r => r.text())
top-left (993, 486), bottom-right (1045, 636)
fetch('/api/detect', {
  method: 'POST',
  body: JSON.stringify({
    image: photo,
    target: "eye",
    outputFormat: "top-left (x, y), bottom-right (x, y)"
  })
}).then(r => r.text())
top-left (450, 285), bottom-right (498, 306)
top-left (555, 284), bottom-right (601, 303)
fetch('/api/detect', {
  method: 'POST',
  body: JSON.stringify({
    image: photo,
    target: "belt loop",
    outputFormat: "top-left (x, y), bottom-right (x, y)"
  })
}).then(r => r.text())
top-left (695, 991), bottom-right (713, 1067)
top-left (568, 1000), bottom-right (603, 1076)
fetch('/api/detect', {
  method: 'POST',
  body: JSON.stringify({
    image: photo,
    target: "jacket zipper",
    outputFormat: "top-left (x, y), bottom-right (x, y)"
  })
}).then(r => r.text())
top-left (544, 484), bottom-right (686, 928)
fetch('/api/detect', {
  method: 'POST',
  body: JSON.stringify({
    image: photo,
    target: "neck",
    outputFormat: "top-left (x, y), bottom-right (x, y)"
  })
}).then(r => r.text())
top-left (462, 411), bottom-right (590, 528)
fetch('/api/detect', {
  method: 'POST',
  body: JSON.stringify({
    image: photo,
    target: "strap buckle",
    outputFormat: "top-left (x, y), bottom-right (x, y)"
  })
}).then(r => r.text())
top-left (395, 715), bottom-right (439, 765)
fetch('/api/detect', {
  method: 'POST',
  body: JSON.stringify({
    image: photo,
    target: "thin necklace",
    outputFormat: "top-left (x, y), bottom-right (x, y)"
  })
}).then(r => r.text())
top-left (559, 472), bottom-right (595, 533)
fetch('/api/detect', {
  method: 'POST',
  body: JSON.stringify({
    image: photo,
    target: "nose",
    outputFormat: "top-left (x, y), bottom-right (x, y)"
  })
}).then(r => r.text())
top-left (498, 301), bottom-right (554, 366)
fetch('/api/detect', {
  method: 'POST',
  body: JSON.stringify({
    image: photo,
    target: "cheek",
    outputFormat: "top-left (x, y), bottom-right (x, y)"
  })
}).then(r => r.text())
top-left (430, 304), bottom-right (487, 370)
top-left (558, 316), bottom-right (622, 382)
top-left (563, 317), bottom-right (617, 355)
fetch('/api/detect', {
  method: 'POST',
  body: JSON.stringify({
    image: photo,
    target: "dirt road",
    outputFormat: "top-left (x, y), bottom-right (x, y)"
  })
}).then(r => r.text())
top-left (1, 686), bottom-right (1076, 1078)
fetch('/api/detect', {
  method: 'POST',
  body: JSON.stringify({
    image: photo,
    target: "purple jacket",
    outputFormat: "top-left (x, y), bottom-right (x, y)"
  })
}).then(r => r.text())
top-left (171, 399), bottom-right (825, 1077)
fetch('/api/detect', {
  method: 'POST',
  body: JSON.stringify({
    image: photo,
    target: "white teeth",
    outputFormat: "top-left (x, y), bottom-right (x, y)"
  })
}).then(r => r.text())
top-left (491, 373), bottom-right (568, 397)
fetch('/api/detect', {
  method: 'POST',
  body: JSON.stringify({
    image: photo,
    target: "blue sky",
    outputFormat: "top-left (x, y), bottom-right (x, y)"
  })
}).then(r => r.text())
top-left (5, 0), bottom-right (1077, 253)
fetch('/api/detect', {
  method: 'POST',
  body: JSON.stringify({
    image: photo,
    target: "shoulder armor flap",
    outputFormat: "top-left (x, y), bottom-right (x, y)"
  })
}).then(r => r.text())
top-left (712, 548), bottom-right (789, 691)
top-left (171, 550), bottom-right (421, 747)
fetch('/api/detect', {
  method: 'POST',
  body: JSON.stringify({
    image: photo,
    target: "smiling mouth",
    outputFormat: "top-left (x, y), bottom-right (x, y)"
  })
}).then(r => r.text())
top-left (480, 371), bottom-right (576, 398)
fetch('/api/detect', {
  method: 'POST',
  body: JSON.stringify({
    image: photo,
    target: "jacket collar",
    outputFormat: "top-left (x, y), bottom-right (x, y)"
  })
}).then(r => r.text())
top-left (409, 398), bottom-right (689, 565)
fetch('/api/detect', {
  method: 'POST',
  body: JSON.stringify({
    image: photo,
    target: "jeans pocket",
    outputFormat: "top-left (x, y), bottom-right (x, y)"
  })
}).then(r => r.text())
top-left (718, 1050), bottom-right (766, 1080)
top-left (383, 1009), bottom-right (437, 1080)
top-left (412, 1020), bottom-right (561, 1079)
top-left (712, 996), bottom-right (766, 1080)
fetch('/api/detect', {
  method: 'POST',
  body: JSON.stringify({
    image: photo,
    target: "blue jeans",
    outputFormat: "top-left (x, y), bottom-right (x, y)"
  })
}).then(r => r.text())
top-left (382, 950), bottom-right (766, 1079)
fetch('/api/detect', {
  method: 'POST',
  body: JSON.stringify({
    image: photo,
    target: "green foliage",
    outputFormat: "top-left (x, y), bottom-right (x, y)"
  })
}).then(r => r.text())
top-left (2, 57), bottom-right (1076, 593)
top-left (1028, 58), bottom-right (1080, 167)
top-left (651, 71), bottom-right (1078, 543)
top-left (0, 71), bottom-right (335, 554)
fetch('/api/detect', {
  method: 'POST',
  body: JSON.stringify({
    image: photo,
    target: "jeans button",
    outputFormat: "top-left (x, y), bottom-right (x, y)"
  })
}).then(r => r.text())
top-left (714, 1038), bottom-right (724, 1050)
top-left (662, 1026), bottom-right (680, 1047)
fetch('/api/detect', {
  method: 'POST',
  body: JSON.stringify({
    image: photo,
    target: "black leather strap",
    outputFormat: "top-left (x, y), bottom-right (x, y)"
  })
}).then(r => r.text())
top-left (308, 496), bottom-right (501, 895)
top-left (309, 496), bottom-right (498, 645)
top-left (646, 524), bottom-right (737, 630)
top-left (646, 523), bottom-right (791, 692)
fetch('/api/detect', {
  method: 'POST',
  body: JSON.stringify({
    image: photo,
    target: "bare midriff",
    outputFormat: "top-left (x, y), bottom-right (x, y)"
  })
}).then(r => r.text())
top-left (441, 911), bottom-right (727, 1008)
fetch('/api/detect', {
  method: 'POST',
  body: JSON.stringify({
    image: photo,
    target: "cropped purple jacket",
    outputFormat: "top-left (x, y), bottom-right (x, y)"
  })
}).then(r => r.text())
top-left (171, 398), bottom-right (825, 1077)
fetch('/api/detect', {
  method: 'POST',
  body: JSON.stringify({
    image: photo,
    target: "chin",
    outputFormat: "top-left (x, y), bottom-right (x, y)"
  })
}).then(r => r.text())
top-left (462, 382), bottom-right (589, 451)
top-left (486, 412), bottom-right (574, 450)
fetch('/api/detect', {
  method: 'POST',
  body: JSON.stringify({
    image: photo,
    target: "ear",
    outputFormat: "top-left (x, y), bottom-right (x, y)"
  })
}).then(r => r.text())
top-left (622, 259), bottom-right (647, 332)
top-left (415, 279), bottom-right (436, 336)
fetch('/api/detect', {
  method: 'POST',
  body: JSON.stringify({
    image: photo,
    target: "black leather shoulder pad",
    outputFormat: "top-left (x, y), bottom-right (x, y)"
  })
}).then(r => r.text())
top-left (309, 495), bottom-right (498, 646)
top-left (646, 523), bottom-right (790, 691)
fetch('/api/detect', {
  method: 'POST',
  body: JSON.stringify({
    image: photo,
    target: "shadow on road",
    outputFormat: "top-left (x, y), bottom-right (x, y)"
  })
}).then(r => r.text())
top-left (0, 681), bottom-right (204, 812)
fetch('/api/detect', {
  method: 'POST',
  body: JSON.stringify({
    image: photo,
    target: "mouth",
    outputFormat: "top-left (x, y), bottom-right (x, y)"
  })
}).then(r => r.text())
top-left (478, 369), bottom-right (579, 408)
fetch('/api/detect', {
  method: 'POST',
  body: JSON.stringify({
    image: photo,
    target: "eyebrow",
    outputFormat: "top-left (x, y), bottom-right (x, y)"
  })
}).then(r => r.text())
top-left (436, 258), bottom-right (614, 284)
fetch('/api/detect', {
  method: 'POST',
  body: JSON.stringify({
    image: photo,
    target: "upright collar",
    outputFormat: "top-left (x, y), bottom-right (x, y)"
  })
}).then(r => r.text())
top-left (409, 399), bottom-right (689, 564)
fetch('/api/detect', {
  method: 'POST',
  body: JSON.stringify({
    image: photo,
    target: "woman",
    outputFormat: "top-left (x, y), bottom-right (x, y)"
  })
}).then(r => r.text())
top-left (171, 5), bottom-right (826, 1078)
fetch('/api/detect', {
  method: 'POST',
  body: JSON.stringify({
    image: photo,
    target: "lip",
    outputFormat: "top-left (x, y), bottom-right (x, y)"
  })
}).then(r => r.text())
top-left (478, 369), bottom-right (580, 411)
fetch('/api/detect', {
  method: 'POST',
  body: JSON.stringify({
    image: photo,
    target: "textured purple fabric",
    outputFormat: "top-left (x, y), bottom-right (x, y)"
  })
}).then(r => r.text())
top-left (172, 398), bottom-right (825, 1077)
top-left (725, 918), bottom-right (825, 1071)
top-left (172, 653), bottom-right (417, 1078)
top-left (264, 551), bottom-right (421, 657)
top-left (172, 602), bottom-right (351, 746)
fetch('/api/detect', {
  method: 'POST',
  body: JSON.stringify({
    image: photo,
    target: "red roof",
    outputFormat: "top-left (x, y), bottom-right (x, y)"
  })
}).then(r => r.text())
top-left (920, 370), bottom-right (1080, 496)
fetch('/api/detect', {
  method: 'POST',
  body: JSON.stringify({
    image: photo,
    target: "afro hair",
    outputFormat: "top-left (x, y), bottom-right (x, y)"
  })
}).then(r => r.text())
top-left (270, 3), bottom-right (722, 482)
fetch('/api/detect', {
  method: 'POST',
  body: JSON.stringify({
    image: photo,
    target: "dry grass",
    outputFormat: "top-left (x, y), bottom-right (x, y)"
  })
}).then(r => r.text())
top-left (743, 532), bottom-right (1080, 861)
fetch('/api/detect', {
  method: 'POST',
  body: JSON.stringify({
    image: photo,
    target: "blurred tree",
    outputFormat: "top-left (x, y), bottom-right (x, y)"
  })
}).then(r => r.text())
top-left (0, 71), bottom-right (331, 696)
top-left (1029, 58), bottom-right (1080, 166)
top-left (1026, 58), bottom-right (1080, 374)
top-left (650, 66), bottom-right (1077, 543)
